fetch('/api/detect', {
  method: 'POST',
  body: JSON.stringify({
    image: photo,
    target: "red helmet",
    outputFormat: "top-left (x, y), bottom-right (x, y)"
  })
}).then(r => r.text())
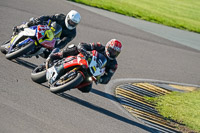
top-left (105, 39), bottom-right (122, 60)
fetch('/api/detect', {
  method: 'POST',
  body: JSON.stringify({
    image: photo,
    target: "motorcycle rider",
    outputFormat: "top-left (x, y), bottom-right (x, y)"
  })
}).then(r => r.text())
top-left (15, 10), bottom-right (81, 57)
top-left (46, 39), bottom-right (122, 93)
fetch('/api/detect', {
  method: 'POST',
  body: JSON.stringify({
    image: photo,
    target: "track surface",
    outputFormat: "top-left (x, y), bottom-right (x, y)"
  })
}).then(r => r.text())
top-left (0, 0), bottom-right (200, 133)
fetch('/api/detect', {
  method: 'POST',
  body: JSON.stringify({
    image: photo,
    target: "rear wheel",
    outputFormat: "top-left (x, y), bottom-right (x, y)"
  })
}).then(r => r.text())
top-left (50, 72), bottom-right (84, 94)
top-left (5, 41), bottom-right (35, 60)
top-left (31, 65), bottom-right (47, 84)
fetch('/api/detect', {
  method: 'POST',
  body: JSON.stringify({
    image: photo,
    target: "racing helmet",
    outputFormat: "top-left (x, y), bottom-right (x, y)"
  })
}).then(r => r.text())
top-left (105, 39), bottom-right (122, 60)
top-left (65, 10), bottom-right (81, 30)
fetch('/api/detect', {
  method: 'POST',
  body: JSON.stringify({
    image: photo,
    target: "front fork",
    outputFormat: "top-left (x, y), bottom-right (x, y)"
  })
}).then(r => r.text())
top-left (51, 66), bottom-right (83, 85)
top-left (59, 66), bottom-right (91, 88)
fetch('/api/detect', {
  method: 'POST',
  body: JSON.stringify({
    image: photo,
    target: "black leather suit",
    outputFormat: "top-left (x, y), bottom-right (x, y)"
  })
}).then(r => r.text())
top-left (27, 14), bottom-right (76, 49)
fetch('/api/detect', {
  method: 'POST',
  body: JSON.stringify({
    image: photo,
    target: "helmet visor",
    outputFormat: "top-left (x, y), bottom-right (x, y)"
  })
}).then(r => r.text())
top-left (68, 19), bottom-right (78, 27)
top-left (107, 47), bottom-right (120, 59)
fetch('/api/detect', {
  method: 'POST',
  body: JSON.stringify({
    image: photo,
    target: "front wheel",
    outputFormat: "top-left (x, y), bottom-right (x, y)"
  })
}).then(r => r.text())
top-left (50, 72), bottom-right (84, 94)
top-left (5, 41), bottom-right (35, 60)
top-left (0, 45), bottom-right (7, 54)
top-left (31, 65), bottom-right (47, 83)
top-left (1, 40), bottom-right (10, 54)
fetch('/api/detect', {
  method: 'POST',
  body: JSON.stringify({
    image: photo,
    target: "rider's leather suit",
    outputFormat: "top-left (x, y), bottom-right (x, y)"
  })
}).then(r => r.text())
top-left (48, 42), bottom-right (118, 93)
top-left (27, 14), bottom-right (76, 49)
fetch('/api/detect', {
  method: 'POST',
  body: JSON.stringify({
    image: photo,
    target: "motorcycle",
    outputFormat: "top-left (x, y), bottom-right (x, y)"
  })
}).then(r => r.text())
top-left (31, 50), bottom-right (107, 94)
top-left (0, 20), bottom-right (62, 60)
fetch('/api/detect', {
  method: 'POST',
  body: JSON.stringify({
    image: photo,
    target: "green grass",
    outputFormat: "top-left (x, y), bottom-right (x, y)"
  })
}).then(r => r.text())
top-left (149, 90), bottom-right (200, 132)
top-left (69, 0), bottom-right (200, 33)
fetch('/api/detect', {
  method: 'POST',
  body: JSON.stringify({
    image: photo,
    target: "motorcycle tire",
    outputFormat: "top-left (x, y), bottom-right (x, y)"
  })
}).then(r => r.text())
top-left (50, 72), bottom-right (84, 94)
top-left (5, 41), bottom-right (35, 60)
top-left (31, 65), bottom-right (47, 84)
top-left (0, 40), bottom-right (10, 54)
top-left (0, 45), bottom-right (7, 54)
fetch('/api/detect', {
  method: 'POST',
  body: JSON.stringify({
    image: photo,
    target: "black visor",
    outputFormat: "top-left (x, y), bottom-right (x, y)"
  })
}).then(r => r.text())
top-left (68, 19), bottom-right (78, 27)
top-left (108, 47), bottom-right (120, 59)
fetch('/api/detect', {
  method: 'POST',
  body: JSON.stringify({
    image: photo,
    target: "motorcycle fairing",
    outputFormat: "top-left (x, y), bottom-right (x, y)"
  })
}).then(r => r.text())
top-left (17, 38), bottom-right (33, 47)
top-left (46, 66), bottom-right (58, 84)
top-left (89, 56), bottom-right (105, 77)
top-left (8, 28), bottom-right (36, 53)
top-left (89, 50), bottom-right (106, 77)
top-left (40, 39), bottom-right (56, 50)
top-left (36, 25), bottom-right (56, 50)
top-left (10, 28), bottom-right (35, 45)
top-left (36, 25), bottom-right (49, 40)
top-left (63, 55), bottom-right (88, 69)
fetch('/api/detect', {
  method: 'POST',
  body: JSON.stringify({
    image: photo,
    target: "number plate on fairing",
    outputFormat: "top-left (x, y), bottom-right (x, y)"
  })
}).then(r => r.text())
top-left (46, 66), bottom-right (58, 82)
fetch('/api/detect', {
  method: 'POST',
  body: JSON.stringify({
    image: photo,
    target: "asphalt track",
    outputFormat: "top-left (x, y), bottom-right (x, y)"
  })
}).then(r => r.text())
top-left (0, 0), bottom-right (200, 133)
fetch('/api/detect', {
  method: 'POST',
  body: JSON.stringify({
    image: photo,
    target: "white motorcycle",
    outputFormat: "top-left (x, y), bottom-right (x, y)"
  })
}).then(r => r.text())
top-left (1, 20), bottom-right (62, 60)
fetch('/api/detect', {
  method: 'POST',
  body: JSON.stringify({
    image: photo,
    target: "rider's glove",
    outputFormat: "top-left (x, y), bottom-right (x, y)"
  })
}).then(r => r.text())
top-left (28, 17), bottom-right (42, 25)
top-left (77, 43), bottom-right (88, 54)
top-left (79, 47), bottom-right (90, 58)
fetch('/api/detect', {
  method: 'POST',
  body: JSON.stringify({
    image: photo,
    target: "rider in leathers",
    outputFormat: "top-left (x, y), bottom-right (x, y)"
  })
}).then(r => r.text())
top-left (15, 10), bottom-right (81, 57)
top-left (47, 39), bottom-right (122, 93)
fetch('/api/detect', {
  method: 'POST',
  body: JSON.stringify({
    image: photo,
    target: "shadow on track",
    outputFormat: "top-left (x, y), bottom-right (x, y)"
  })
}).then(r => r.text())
top-left (91, 88), bottom-right (116, 101)
top-left (11, 58), bottom-right (37, 70)
top-left (58, 92), bottom-right (157, 133)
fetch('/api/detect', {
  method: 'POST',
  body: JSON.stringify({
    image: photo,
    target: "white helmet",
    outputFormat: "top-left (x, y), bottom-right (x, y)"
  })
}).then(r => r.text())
top-left (65, 10), bottom-right (81, 30)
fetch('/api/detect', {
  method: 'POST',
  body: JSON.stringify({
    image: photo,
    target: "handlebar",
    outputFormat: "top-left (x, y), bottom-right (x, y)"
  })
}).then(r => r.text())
top-left (80, 48), bottom-right (91, 59)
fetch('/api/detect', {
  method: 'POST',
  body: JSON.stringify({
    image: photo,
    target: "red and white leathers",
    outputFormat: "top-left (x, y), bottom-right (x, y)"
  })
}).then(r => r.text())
top-left (48, 40), bottom-right (122, 92)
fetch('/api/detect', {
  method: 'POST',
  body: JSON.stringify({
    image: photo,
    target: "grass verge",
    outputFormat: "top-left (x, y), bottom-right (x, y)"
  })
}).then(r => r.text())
top-left (146, 90), bottom-right (200, 132)
top-left (69, 0), bottom-right (200, 33)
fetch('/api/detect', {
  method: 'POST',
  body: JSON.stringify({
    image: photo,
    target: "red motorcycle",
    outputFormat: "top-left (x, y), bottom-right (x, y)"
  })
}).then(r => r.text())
top-left (31, 50), bottom-right (107, 93)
